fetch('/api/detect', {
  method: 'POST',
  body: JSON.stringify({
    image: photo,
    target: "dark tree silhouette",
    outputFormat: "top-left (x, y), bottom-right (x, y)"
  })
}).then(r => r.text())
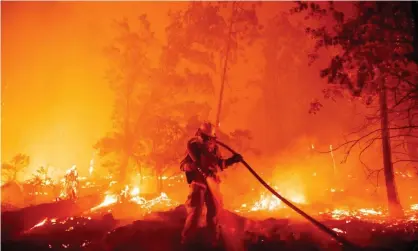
top-left (2, 153), bottom-right (30, 183)
top-left (291, 1), bottom-right (418, 217)
top-left (163, 2), bottom-right (263, 124)
top-left (96, 6), bottom-right (260, 191)
top-left (94, 15), bottom-right (156, 185)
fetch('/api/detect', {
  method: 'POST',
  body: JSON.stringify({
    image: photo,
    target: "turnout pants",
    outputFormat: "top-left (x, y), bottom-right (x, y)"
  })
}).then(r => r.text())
top-left (181, 181), bottom-right (222, 244)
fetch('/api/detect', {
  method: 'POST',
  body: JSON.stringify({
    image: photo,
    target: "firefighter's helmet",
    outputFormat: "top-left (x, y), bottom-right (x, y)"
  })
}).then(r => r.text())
top-left (198, 121), bottom-right (216, 138)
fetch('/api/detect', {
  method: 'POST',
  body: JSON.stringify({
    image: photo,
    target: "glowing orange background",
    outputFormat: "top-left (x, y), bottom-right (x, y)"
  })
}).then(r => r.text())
top-left (2, 2), bottom-right (187, 178)
top-left (1, 2), bottom-right (373, 182)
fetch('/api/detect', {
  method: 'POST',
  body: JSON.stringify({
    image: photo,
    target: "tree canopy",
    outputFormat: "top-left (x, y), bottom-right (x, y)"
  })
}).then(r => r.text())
top-left (291, 1), bottom-right (418, 216)
top-left (1, 153), bottom-right (30, 183)
top-left (292, 2), bottom-right (418, 164)
top-left (95, 3), bottom-right (260, 187)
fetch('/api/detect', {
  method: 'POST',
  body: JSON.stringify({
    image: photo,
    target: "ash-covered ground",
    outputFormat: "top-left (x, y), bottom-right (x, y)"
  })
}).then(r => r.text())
top-left (1, 198), bottom-right (417, 251)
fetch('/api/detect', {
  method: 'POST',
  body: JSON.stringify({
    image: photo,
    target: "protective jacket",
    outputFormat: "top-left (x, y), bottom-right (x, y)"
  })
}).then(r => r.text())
top-left (180, 137), bottom-right (237, 185)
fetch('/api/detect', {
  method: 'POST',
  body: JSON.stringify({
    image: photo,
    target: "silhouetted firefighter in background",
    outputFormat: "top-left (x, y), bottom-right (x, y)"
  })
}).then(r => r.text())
top-left (60, 165), bottom-right (79, 201)
top-left (180, 122), bottom-right (242, 247)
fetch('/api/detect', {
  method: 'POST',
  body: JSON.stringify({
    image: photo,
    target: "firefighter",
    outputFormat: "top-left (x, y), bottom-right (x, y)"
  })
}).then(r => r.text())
top-left (64, 165), bottom-right (79, 200)
top-left (180, 121), bottom-right (242, 246)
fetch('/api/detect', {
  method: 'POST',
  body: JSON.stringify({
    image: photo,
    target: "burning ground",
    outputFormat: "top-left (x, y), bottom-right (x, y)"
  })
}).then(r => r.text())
top-left (1, 202), bottom-right (418, 251)
top-left (2, 134), bottom-right (418, 250)
top-left (1, 170), bottom-right (418, 251)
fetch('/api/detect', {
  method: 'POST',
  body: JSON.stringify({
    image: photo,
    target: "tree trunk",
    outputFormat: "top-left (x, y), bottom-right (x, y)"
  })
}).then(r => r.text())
top-left (158, 176), bottom-right (163, 194)
top-left (154, 164), bottom-right (161, 194)
top-left (12, 167), bottom-right (18, 182)
top-left (119, 155), bottom-right (129, 186)
top-left (379, 78), bottom-right (404, 218)
top-left (157, 175), bottom-right (163, 194)
top-left (138, 162), bottom-right (143, 185)
top-left (409, 1), bottom-right (418, 63)
top-left (215, 1), bottom-right (236, 128)
top-left (156, 168), bottom-right (164, 194)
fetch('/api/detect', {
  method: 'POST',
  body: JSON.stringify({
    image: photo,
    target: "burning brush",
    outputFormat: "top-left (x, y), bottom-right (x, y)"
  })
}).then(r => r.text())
top-left (88, 184), bottom-right (178, 214)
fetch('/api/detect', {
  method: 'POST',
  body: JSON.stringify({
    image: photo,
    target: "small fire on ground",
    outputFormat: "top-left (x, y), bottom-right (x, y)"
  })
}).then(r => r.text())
top-left (237, 191), bottom-right (417, 223)
top-left (89, 184), bottom-right (177, 213)
top-left (238, 191), bottom-right (306, 212)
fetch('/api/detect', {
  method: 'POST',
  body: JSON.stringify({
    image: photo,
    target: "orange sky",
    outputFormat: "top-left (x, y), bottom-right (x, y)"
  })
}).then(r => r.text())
top-left (1, 2), bottom-right (364, 181)
top-left (1, 2), bottom-right (188, 178)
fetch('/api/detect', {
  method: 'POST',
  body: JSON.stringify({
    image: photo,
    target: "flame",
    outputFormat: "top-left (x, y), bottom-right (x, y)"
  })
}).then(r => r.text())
top-left (242, 191), bottom-right (306, 212)
top-left (26, 218), bottom-right (49, 232)
top-left (31, 218), bottom-right (48, 229)
top-left (90, 184), bottom-right (177, 212)
top-left (236, 187), bottom-right (418, 224)
top-left (89, 157), bottom-right (94, 176)
top-left (90, 194), bottom-right (118, 211)
top-left (316, 207), bottom-right (395, 222)
top-left (358, 208), bottom-right (382, 216)
top-left (332, 227), bottom-right (346, 234)
top-left (130, 187), bottom-right (140, 197)
top-left (141, 192), bottom-right (173, 211)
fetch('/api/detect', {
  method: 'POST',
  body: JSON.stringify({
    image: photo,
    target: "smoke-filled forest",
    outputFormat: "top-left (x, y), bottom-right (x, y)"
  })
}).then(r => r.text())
top-left (1, 2), bottom-right (418, 251)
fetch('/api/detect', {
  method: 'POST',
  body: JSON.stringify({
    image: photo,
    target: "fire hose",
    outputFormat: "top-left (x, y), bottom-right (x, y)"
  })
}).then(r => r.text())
top-left (215, 140), bottom-right (359, 250)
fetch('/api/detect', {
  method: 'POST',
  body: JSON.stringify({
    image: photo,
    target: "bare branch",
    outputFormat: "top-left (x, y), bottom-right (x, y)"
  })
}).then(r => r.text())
top-left (392, 159), bottom-right (418, 164)
top-left (314, 125), bottom-right (418, 154)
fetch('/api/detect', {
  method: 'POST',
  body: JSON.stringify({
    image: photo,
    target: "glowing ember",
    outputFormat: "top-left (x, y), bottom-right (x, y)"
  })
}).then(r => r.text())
top-left (358, 208), bottom-right (382, 216)
top-left (326, 208), bottom-right (385, 220)
top-left (316, 207), bottom-right (417, 223)
top-left (411, 204), bottom-right (418, 211)
top-left (332, 227), bottom-right (346, 234)
top-left (81, 241), bottom-right (91, 247)
top-left (29, 218), bottom-right (48, 230)
top-left (141, 192), bottom-right (175, 212)
top-left (329, 209), bottom-right (351, 220)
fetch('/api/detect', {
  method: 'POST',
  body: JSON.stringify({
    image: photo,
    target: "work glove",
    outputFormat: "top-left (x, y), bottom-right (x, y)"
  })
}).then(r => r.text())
top-left (232, 153), bottom-right (243, 163)
top-left (225, 153), bottom-right (243, 166)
